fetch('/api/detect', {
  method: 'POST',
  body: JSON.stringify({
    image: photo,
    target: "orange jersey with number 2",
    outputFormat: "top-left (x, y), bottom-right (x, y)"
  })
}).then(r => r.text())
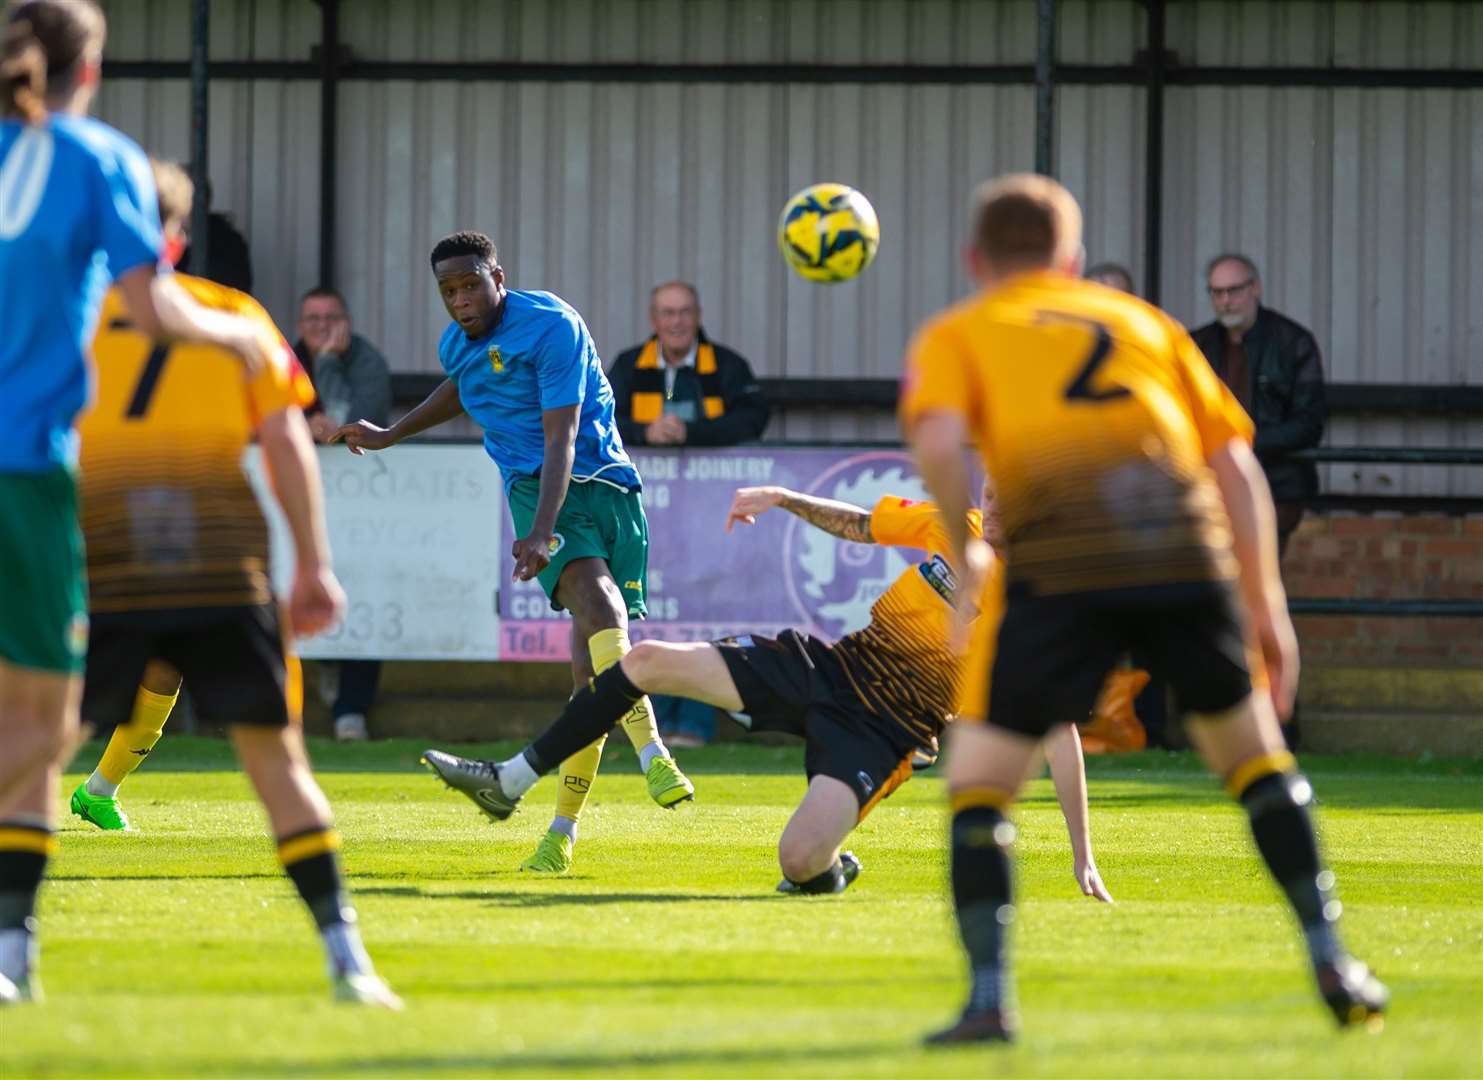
top-left (900, 271), bottom-right (1253, 597)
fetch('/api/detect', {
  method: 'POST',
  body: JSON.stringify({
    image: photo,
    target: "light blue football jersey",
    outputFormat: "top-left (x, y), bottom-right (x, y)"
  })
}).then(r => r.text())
top-left (0, 115), bottom-right (162, 472)
top-left (438, 288), bottom-right (639, 490)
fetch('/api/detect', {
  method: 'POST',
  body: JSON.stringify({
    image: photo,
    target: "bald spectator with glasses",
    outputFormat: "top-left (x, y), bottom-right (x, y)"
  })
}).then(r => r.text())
top-left (1191, 254), bottom-right (1327, 555)
top-left (1192, 255), bottom-right (1325, 750)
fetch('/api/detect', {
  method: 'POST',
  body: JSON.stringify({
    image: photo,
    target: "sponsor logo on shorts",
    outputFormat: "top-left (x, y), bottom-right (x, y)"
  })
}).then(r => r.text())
top-left (856, 771), bottom-right (876, 797)
top-left (548, 533), bottom-right (565, 556)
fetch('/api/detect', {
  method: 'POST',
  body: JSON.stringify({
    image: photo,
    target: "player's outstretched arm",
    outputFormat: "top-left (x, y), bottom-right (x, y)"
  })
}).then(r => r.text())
top-left (725, 485), bottom-right (874, 543)
top-left (1209, 438), bottom-right (1299, 720)
top-left (1045, 723), bottom-right (1113, 903)
top-left (260, 407), bottom-right (347, 638)
top-left (115, 265), bottom-right (270, 375)
top-left (330, 376), bottom-right (465, 455)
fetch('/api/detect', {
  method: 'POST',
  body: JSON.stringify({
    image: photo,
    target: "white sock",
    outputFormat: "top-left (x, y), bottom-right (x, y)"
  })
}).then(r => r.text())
top-left (321, 918), bottom-right (373, 979)
top-left (549, 815), bottom-right (578, 841)
top-left (0, 926), bottom-right (33, 983)
top-left (637, 742), bottom-right (667, 772)
top-left (86, 770), bottom-right (120, 798)
top-left (498, 753), bottom-right (540, 799)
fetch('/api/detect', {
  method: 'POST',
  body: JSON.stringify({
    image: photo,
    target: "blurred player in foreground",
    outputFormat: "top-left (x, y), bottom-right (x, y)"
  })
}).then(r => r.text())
top-left (902, 173), bottom-right (1386, 1043)
top-left (422, 483), bottom-right (1111, 902)
top-left (73, 160), bottom-right (399, 1008)
top-left (333, 231), bottom-right (692, 875)
top-left (0, 0), bottom-right (272, 1005)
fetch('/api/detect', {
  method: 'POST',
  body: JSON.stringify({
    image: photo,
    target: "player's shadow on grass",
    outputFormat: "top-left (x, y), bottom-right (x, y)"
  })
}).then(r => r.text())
top-left (356, 884), bottom-right (777, 906)
top-left (238, 1040), bottom-right (910, 1077)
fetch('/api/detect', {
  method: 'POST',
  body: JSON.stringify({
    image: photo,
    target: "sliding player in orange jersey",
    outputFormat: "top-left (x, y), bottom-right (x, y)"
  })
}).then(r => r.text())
top-left (423, 482), bottom-right (1112, 902)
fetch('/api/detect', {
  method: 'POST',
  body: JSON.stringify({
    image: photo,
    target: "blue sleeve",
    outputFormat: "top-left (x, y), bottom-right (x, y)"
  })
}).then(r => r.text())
top-left (535, 310), bottom-right (589, 411)
top-left (92, 136), bottom-right (162, 281)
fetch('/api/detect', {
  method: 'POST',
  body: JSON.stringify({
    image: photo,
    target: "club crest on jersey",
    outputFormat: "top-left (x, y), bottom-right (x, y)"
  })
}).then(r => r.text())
top-left (783, 451), bottom-right (930, 640)
top-left (488, 346), bottom-right (504, 373)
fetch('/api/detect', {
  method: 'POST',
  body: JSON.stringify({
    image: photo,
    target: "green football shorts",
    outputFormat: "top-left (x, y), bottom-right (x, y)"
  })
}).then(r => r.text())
top-left (505, 475), bottom-right (649, 617)
top-left (0, 466), bottom-right (89, 674)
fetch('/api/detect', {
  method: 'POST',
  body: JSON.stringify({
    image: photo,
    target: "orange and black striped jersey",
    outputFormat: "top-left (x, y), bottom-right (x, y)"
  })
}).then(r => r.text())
top-left (78, 274), bottom-right (314, 613)
top-left (900, 271), bottom-right (1253, 595)
top-left (831, 496), bottom-right (996, 747)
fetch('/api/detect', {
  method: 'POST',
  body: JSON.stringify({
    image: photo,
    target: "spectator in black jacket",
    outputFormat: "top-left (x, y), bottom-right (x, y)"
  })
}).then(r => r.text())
top-left (180, 176), bottom-right (254, 295)
top-left (608, 282), bottom-right (769, 447)
top-left (1191, 254), bottom-right (1327, 553)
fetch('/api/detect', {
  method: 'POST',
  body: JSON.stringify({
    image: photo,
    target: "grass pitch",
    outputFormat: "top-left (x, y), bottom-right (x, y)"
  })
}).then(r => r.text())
top-left (4, 738), bottom-right (1481, 1079)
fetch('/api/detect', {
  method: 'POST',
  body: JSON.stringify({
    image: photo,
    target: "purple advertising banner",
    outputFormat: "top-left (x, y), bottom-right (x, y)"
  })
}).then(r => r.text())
top-left (496, 447), bottom-right (948, 661)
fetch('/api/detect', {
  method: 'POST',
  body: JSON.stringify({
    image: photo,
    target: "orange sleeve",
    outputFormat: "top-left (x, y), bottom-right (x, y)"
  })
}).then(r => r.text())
top-left (240, 302), bottom-right (314, 426)
top-left (899, 314), bottom-right (980, 434)
top-left (869, 498), bottom-right (985, 556)
top-left (869, 496), bottom-right (943, 550)
top-left (1169, 317), bottom-right (1254, 457)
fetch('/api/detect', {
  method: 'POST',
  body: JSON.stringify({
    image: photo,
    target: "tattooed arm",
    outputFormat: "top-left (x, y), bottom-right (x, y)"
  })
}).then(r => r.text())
top-left (725, 486), bottom-right (875, 544)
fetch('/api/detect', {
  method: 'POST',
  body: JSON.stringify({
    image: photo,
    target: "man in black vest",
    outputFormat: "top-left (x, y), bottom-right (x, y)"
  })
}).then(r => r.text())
top-left (1192, 254), bottom-right (1325, 751)
top-left (608, 282), bottom-right (769, 447)
top-left (1191, 254), bottom-right (1327, 554)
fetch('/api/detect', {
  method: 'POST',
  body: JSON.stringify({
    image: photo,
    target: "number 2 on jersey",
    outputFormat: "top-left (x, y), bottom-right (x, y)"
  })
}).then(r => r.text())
top-left (1038, 312), bottom-right (1130, 403)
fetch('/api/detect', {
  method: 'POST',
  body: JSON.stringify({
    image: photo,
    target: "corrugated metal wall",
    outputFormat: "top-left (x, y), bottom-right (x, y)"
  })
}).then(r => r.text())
top-left (94, 1), bottom-right (1479, 489)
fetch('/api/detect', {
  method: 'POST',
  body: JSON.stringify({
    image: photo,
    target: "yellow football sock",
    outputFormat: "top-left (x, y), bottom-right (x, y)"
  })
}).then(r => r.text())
top-left (96, 684), bottom-right (178, 786)
top-left (554, 735), bottom-right (606, 822)
top-left (587, 627), bottom-right (662, 754)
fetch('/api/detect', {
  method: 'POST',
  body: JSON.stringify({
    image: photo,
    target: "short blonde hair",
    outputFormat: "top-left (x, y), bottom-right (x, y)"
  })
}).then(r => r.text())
top-left (149, 158), bottom-right (194, 232)
top-left (970, 173), bottom-right (1083, 272)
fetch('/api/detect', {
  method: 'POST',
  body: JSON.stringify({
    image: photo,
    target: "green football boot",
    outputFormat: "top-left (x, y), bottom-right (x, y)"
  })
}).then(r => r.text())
top-left (70, 783), bottom-right (132, 831)
top-left (645, 755), bottom-right (695, 809)
top-left (520, 829), bottom-right (573, 874)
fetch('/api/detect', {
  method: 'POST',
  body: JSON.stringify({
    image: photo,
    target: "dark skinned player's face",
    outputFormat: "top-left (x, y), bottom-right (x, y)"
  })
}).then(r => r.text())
top-left (434, 256), bottom-right (506, 337)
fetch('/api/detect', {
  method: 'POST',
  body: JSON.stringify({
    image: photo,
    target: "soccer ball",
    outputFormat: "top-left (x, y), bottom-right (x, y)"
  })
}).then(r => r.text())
top-left (777, 182), bottom-right (880, 283)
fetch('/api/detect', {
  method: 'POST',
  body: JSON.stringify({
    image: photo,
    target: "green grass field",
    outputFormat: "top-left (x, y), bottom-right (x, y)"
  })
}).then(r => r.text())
top-left (4, 738), bottom-right (1481, 1079)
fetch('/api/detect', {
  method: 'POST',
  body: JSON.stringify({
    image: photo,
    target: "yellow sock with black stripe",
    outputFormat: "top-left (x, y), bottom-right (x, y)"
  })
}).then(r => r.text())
top-left (277, 827), bottom-right (371, 978)
top-left (89, 684), bottom-right (178, 796)
top-left (552, 735), bottom-right (606, 840)
top-left (587, 628), bottom-right (668, 771)
top-left (947, 788), bottom-right (1018, 1015)
top-left (1230, 751), bottom-right (1344, 969)
top-left (0, 823), bottom-right (56, 984)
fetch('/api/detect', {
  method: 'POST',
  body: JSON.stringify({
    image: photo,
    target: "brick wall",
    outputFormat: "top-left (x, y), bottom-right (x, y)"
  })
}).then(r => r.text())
top-left (1282, 514), bottom-right (1483, 668)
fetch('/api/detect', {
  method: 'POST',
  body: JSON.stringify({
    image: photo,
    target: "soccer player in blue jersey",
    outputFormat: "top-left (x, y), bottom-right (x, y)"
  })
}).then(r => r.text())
top-left (0, 1), bottom-right (283, 1005)
top-left (333, 231), bottom-right (693, 873)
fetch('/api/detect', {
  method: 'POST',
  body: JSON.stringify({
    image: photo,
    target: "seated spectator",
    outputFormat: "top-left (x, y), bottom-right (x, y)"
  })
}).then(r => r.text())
top-left (1192, 253), bottom-right (1327, 750)
top-left (609, 283), bottom-right (768, 744)
top-left (608, 282), bottom-right (769, 446)
top-left (180, 176), bottom-right (254, 294)
top-left (294, 286), bottom-right (393, 444)
top-left (293, 286), bottom-right (393, 742)
top-left (1190, 254), bottom-right (1327, 553)
top-left (1085, 261), bottom-right (1136, 294)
